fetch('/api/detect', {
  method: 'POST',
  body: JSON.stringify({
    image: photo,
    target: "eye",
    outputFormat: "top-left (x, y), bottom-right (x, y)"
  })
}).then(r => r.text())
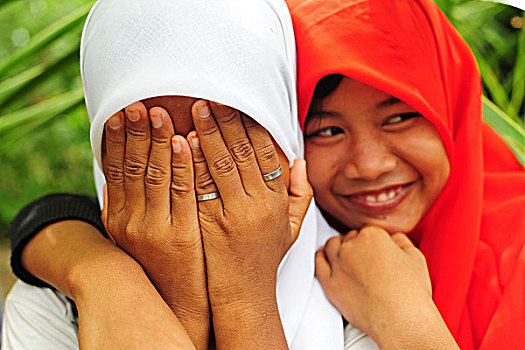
top-left (383, 112), bottom-right (421, 126)
top-left (305, 126), bottom-right (343, 138)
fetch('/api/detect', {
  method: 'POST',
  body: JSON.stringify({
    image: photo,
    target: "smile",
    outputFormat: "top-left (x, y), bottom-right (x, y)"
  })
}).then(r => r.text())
top-left (344, 181), bottom-right (416, 210)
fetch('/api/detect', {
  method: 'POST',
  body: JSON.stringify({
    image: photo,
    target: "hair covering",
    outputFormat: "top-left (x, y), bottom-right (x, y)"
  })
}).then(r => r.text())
top-left (287, 0), bottom-right (525, 348)
top-left (81, 0), bottom-right (343, 348)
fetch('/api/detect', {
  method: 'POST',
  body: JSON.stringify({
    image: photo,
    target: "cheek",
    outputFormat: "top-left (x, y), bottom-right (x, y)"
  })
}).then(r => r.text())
top-left (399, 124), bottom-right (450, 200)
top-left (304, 144), bottom-right (338, 193)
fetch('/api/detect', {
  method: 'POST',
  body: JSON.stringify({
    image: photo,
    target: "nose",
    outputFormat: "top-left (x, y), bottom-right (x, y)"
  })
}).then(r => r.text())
top-left (343, 136), bottom-right (397, 181)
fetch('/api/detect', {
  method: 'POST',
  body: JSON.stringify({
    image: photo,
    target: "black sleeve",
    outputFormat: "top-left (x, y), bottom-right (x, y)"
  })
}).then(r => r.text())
top-left (10, 193), bottom-right (108, 288)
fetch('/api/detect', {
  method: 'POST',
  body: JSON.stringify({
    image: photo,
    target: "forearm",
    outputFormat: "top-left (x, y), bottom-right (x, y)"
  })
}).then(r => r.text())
top-left (211, 284), bottom-right (288, 350)
top-left (140, 255), bottom-right (210, 350)
top-left (22, 220), bottom-right (196, 349)
top-left (22, 220), bottom-right (124, 298)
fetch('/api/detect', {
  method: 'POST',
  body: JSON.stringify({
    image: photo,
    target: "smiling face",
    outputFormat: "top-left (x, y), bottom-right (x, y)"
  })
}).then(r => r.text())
top-left (304, 77), bottom-right (450, 234)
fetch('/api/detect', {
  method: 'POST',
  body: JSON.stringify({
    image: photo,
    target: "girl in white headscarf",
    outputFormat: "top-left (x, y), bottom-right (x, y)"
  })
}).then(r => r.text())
top-left (2, 0), bottom-right (345, 348)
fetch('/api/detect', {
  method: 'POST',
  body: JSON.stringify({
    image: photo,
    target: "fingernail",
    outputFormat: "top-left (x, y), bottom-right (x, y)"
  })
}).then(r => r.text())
top-left (172, 138), bottom-right (182, 153)
top-left (197, 102), bottom-right (210, 119)
top-left (151, 113), bottom-right (164, 128)
top-left (190, 134), bottom-right (199, 148)
top-left (127, 109), bottom-right (141, 122)
top-left (108, 114), bottom-right (122, 129)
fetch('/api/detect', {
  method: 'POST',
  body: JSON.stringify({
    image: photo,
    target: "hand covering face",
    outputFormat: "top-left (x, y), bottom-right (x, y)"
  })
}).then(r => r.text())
top-left (81, 0), bottom-right (343, 347)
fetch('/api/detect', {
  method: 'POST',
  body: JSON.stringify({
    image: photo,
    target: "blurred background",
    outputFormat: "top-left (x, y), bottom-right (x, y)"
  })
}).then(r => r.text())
top-left (0, 0), bottom-right (523, 295)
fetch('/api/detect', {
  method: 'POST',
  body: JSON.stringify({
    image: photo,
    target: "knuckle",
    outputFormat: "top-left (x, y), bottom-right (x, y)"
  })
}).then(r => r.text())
top-left (124, 156), bottom-right (147, 177)
top-left (257, 143), bottom-right (276, 162)
top-left (126, 127), bottom-right (149, 141)
top-left (229, 140), bottom-right (255, 164)
top-left (170, 169), bottom-right (194, 196)
top-left (145, 163), bottom-right (169, 187)
top-left (106, 135), bottom-right (124, 149)
top-left (211, 154), bottom-right (236, 177)
top-left (199, 122), bottom-right (221, 137)
top-left (151, 134), bottom-right (172, 147)
top-left (105, 164), bottom-right (125, 184)
top-left (170, 183), bottom-right (194, 200)
top-left (195, 169), bottom-right (215, 190)
top-left (123, 223), bottom-right (140, 246)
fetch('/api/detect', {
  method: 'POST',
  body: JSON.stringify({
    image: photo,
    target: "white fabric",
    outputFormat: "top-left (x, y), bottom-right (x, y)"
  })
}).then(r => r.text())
top-left (81, 0), bottom-right (342, 348)
top-left (1, 281), bottom-right (78, 350)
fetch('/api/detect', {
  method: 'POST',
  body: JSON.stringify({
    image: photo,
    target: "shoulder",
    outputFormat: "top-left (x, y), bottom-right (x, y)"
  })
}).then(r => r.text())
top-left (2, 280), bottom-right (79, 350)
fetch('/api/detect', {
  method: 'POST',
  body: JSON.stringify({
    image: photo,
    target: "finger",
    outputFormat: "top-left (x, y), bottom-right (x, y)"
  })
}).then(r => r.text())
top-left (208, 101), bottom-right (263, 194)
top-left (170, 135), bottom-right (200, 227)
top-left (187, 131), bottom-right (223, 216)
top-left (123, 102), bottom-right (150, 213)
top-left (145, 107), bottom-right (175, 219)
top-left (191, 100), bottom-right (244, 207)
top-left (324, 236), bottom-right (342, 262)
top-left (288, 159), bottom-right (313, 243)
top-left (343, 229), bottom-right (359, 242)
top-left (242, 114), bottom-right (285, 193)
top-left (315, 249), bottom-right (332, 282)
top-left (104, 111), bottom-right (126, 216)
top-left (390, 232), bottom-right (416, 251)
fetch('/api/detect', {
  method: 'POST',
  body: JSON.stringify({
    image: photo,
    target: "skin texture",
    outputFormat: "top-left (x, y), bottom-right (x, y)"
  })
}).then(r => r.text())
top-left (24, 96), bottom-right (312, 349)
top-left (23, 220), bottom-right (196, 350)
top-left (304, 77), bottom-right (450, 234)
top-left (103, 101), bottom-right (209, 349)
top-left (309, 78), bottom-right (458, 349)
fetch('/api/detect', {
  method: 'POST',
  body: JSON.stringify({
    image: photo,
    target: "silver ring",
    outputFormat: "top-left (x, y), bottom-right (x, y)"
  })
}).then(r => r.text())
top-left (263, 165), bottom-right (282, 182)
top-left (197, 192), bottom-right (220, 202)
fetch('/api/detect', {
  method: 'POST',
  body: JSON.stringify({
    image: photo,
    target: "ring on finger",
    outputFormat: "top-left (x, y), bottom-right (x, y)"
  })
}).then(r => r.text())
top-left (263, 165), bottom-right (282, 182)
top-left (197, 192), bottom-right (220, 202)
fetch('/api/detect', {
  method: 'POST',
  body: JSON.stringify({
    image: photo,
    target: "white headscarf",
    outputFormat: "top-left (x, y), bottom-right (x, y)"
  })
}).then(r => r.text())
top-left (81, 0), bottom-right (343, 348)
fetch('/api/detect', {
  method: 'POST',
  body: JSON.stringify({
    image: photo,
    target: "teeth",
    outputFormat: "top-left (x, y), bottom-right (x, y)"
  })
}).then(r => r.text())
top-left (387, 190), bottom-right (396, 199)
top-left (365, 195), bottom-right (377, 202)
top-left (377, 193), bottom-right (388, 201)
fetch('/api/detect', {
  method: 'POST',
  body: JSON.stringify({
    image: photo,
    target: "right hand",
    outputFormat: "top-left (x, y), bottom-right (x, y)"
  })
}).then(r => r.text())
top-left (316, 227), bottom-right (458, 349)
top-left (102, 101), bottom-right (209, 348)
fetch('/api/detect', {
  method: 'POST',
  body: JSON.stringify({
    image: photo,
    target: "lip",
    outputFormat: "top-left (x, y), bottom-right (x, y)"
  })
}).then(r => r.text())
top-left (340, 180), bottom-right (417, 212)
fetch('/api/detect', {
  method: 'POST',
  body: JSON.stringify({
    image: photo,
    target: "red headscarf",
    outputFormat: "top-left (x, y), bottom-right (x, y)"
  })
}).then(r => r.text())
top-left (287, 0), bottom-right (525, 348)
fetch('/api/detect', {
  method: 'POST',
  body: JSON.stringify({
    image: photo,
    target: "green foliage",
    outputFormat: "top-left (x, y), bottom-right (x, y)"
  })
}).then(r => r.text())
top-left (436, 0), bottom-right (524, 123)
top-left (0, 0), bottom-right (523, 238)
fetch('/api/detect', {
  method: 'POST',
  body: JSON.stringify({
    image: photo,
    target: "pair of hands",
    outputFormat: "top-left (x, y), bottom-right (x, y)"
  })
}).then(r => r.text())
top-left (100, 99), bottom-right (312, 348)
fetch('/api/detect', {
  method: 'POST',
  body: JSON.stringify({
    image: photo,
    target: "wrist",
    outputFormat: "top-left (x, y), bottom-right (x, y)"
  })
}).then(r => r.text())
top-left (208, 273), bottom-right (277, 310)
top-left (369, 296), bottom-right (458, 350)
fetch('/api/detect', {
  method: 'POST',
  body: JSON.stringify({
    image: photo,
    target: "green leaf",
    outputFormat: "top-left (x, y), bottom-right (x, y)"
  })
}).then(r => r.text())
top-left (483, 96), bottom-right (525, 165)
top-left (0, 88), bottom-right (85, 136)
top-left (0, 2), bottom-right (92, 77)
top-left (0, 43), bottom-right (79, 106)
top-left (508, 18), bottom-right (524, 118)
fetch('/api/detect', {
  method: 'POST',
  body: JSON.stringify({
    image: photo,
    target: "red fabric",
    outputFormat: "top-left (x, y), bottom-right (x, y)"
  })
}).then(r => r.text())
top-left (287, 0), bottom-right (525, 348)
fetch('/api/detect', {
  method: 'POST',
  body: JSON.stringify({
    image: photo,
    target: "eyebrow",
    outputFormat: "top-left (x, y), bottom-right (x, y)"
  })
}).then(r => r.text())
top-left (377, 96), bottom-right (401, 108)
top-left (307, 111), bottom-right (341, 119)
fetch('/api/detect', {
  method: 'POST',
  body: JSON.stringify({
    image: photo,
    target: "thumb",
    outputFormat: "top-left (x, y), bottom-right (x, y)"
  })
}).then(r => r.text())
top-left (288, 159), bottom-right (313, 243)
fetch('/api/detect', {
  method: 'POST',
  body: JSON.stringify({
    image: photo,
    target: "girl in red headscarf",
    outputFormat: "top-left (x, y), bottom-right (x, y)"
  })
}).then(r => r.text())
top-left (287, 0), bottom-right (525, 349)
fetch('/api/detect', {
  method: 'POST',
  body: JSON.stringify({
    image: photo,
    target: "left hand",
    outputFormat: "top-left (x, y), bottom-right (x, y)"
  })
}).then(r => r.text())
top-left (187, 100), bottom-right (313, 307)
top-left (316, 227), bottom-right (458, 349)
